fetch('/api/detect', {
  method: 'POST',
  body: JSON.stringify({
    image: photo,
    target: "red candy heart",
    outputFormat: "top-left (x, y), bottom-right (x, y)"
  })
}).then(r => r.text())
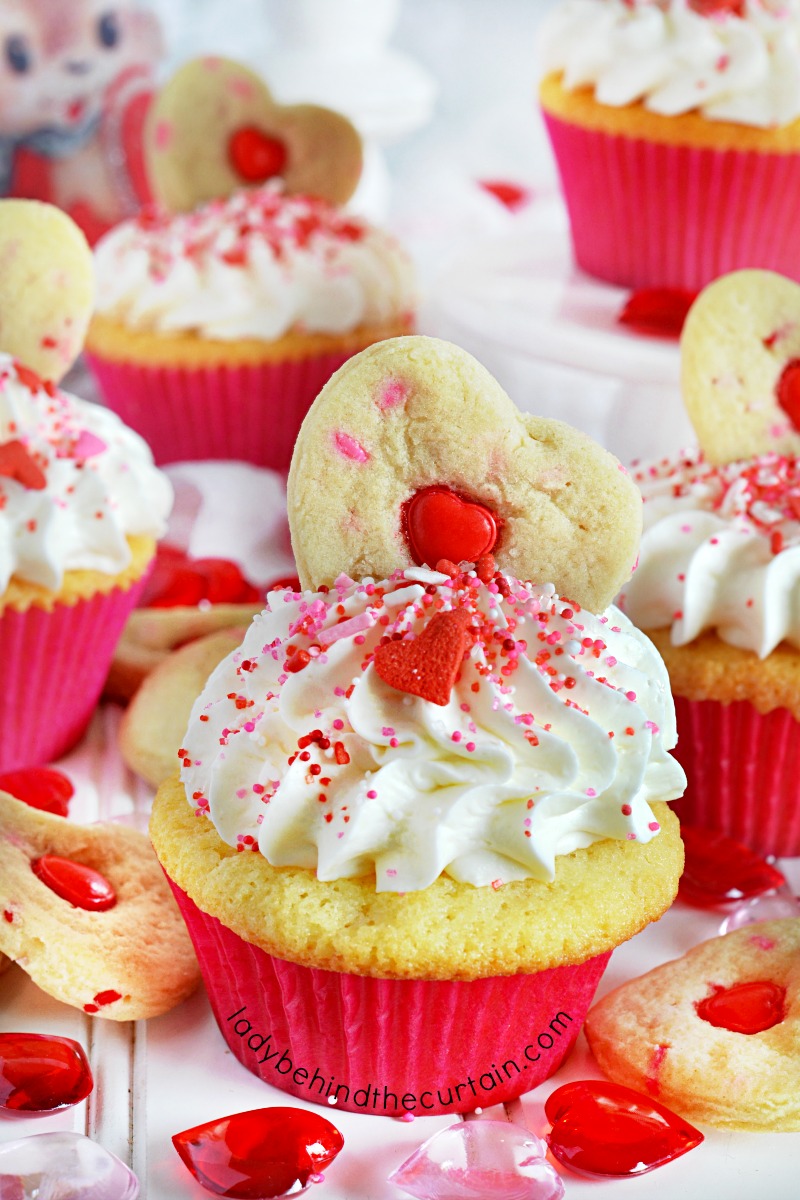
top-left (0, 1033), bottom-right (93, 1113)
top-left (545, 1080), bottom-right (704, 1177)
top-left (679, 825), bottom-right (785, 908)
top-left (695, 980), bottom-right (786, 1034)
top-left (404, 486), bottom-right (499, 568)
top-left (776, 359), bottom-right (800, 432)
top-left (228, 126), bottom-right (288, 184)
top-left (618, 288), bottom-right (698, 340)
top-left (0, 767), bottom-right (73, 817)
top-left (0, 439), bottom-right (46, 490)
top-left (31, 856), bottom-right (116, 912)
top-left (173, 1106), bottom-right (344, 1199)
top-left (374, 608), bottom-right (473, 706)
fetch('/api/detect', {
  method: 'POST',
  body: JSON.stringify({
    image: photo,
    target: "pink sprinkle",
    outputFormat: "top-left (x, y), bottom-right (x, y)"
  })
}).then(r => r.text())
top-left (621, 804), bottom-right (632, 816)
top-left (491, 879), bottom-right (504, 891)
top-left (389, 737), bottom-right (399, 748)
top-left (398, 1112), bottom-right (415, 1122)
top-left (680, 524), bottom-right (692, 533)
top-left (625, 690), bottom-right (637, 702)
top-left (585, 788), bottom-right (597, 797)
top-left (749, 935), bottom-right (776, 951)
top-left (319, 611), bottom-right (375, 645)
top-left (466, 742), bottom-right (476, 752)
top-left (333, 430), bottom-right (369, 462)
top-left (154, 119), bottom-right (173, 150)
top-left (366, 790), bottom-right (377, 799)
top-left (236, 788), bottom-right (247, 798)
top-left (377, 378), bottom-right (411, 410)
top-left (648, 821), bottom-right (660, 832)
top-left (386, 868), bottom-right (397, 877)
top-left (627, 832), bottom-right (637, 840)
top-left (645, 720), bottom-right (660, 734)
top-left (229, 76), bottom-right (255, 99)
top-left (524, 818), bottom-right (532, 828)
top-left (333, 719), bottom-right (344, 730)
top-left (382, 727), bottom-right (395, 737)
top-left (243, 721), bottom-right (256, 732)
top-left (73, 429), bottom-right (107, 459)
top-left (451, 731), bottom-right (462, 743)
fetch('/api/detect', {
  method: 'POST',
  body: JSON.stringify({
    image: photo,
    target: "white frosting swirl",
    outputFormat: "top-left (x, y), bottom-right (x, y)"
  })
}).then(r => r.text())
top-left (181, 565), bottom-right (685, 892)
top-left (620, 448), bottom-right (800, 656)
top-left (93, 183), bottom-right (415, 341)
top-left (539, 0), bottom-right (800, 128)
top-left (0, 355), bottom-right (172, 593)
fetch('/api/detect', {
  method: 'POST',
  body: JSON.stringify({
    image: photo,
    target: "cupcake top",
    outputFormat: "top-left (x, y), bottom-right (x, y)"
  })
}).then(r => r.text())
top-left (180, 563), bottom-right (685, 893)
top-left (539, 0), bottom-right (800, 128)
top-left (620, 447), bottom-right (800, 657)
top-left (0, 355), bottom-right (172, 593)
top-left (92, 183), bottom-right (415, 342)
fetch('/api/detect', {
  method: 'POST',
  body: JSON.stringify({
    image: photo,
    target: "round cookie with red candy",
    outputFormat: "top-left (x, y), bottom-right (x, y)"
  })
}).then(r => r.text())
top-left (0, 791), bottom-right (199, 1020)
top-left (585, 918), bottom-right (800, 1130)
top-left (287, 336), bottom-right (642, 613)
top-left (681, 269), bottom-right (800, 465)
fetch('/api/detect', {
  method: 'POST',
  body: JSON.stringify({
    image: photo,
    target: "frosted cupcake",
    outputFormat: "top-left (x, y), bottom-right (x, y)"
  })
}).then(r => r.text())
top-left (85, 56), bottom-right (415, 468)
top-left (539, 0), bottom-right (800, 290)
top-left (0, 354), bottom-right (171, 771)
top-left (150, 337), bottom-right (685, 1116)
top-left (619, 269), bottom-right (800, 855)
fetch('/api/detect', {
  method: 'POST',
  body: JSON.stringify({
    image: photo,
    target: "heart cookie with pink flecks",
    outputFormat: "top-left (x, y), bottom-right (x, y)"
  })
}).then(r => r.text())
top-left (681, 269), bottom-right (800, 465)
top-left (0, 199), bottom-right (93, 381)
top-left (144, 56), bottom-right (363, 214)
top-left (0, 791), bottom-right (199, 1020)
top-left (286, 335), bottom-right (642, 612)
top-left (585, 917), bottom-right (800, 1131)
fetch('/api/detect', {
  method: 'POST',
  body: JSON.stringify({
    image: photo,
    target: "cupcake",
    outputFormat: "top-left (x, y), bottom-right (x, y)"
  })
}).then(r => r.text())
top-left (150, 336), bottom-right (685, 1117)
top-left (84, 57), bottom-right (415, 468)
top-left (619, 268), bottom-right (800, 856)
top-left (538, 0), bottom-right (800, 290)
top-left (0, 354), bottom-right (172, 771)
top-left (0, 198), bottom-right (172, 772)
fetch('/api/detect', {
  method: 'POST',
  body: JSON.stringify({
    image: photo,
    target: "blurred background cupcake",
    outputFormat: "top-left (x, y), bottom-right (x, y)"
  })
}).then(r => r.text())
top-left (85, 56), bottom-right (415, 469)
top-left (538, 0), bottom-right (800, 290)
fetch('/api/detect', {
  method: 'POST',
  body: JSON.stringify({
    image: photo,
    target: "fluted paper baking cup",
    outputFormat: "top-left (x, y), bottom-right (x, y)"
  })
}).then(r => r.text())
top-left (168, 878), bottom-right (611, 1117)
top-left (671, 695), bottom-right (800, 858)
top-left (0, 578), bottom-right (147, 773)
top-left (85, 350), bottom-right (361, 469)
top-left (542, 111), bottom-right (800, 290)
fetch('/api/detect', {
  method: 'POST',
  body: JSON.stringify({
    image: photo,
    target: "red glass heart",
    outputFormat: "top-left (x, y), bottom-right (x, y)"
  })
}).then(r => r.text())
top-left (679, 825), bottom-right (785, 908)
top-left (141, 546), bottom-right (262, 607)
top-left (267, 574), bottom-right (301, 593)
top-left (228, 126), bottom-right (288, 184)
top-left (31, 856), bottom-right (116, 912)
top-left (172, 1106), bottom-right (344, 1199)
top-left (404, 486), bottom-right (499, 568)
top-left (374, 608), bottom-right (472, 705)
top-left (194, 558), bottom-right (261, 605)
top-left (545, 1080), bottom-right (703, 1177)
top-left (0, 1033), bottom-right (93, 1113)
top-left (689, 0), bottom-right (744, 13)
top-left (696, 980), bottom-right (786, 1034)
top-left (0, 439), bottom-right (46, 490)
top-left (0, 767), bottom-right (74, 817)
top-left (478, 179), bottom-right (532, 212)
top-left (776, 359), bottom-right (800, 432)
top-left (617, 288), bottom-right (698, 340)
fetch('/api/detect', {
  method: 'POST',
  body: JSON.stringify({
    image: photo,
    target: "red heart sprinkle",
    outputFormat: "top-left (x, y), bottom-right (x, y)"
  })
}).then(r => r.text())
top-left (0, 439), bottom-right (46, 490)
top-left (374, 609), bottom-right (473, 706)
top-left (695, 980), bottom-right (786, 1034)
top-left (545, 1080), bottom-right (704, 1177)
top-left (228, 126), bottom-right (288, 183)
top-left (618, 289), bottom-right (698, 340)
top-left (776, 358), bottom-right (800, 432)
top-left (679, 825), bottom-right (785, 907)
top-left (0, 767), bottom-right (74, 817)
top-left (478, 179), bottom-right (532, 212)
top-left (31, 855), bottom-right (116, 912)
top-left (173, 1106), bottom-right (344, 1198)
top-left (0, 1032), bottom-right (93, 1113)
top-left (404, 486), bottom-right (499, 568)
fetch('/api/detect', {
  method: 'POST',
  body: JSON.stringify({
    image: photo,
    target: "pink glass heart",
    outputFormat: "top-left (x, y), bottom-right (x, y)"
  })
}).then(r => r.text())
top-left (0, 1032), bottom-right (93, 1113)
top-left (719, 886), bottom-right (800, 934)
top-left (172, 1106), bottom-right (343, 1198)
top-left (388, 1119), bottom-right (564, 1200)
top-left (0, 1131), bottom-right (138, 1199)
top-left (545, 1080), bottom-right (703, 1177)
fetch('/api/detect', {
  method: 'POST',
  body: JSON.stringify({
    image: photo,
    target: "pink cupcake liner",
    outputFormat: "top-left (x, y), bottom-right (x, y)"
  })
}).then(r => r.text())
top-left (671, 695), bottom-right (800, 858)
top-left (0, 576), bottom-right (147, 773)
top-left (168, 878), bottom-right (611, 1117)
top-left (85, 349), bottom-right (365, 469)
top-left (542, 110), bottom-right (800, 290)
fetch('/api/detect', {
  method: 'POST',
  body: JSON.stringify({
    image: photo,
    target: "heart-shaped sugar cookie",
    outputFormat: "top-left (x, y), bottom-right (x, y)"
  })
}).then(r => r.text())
top-left (144, 56), bottom-right (363, 213)
top-left (0, 200), bottom-right (94, 382)
top-left (287, 336), bottom-right (641, 612)
top-left (681, 269), bottom-right (800, 464)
